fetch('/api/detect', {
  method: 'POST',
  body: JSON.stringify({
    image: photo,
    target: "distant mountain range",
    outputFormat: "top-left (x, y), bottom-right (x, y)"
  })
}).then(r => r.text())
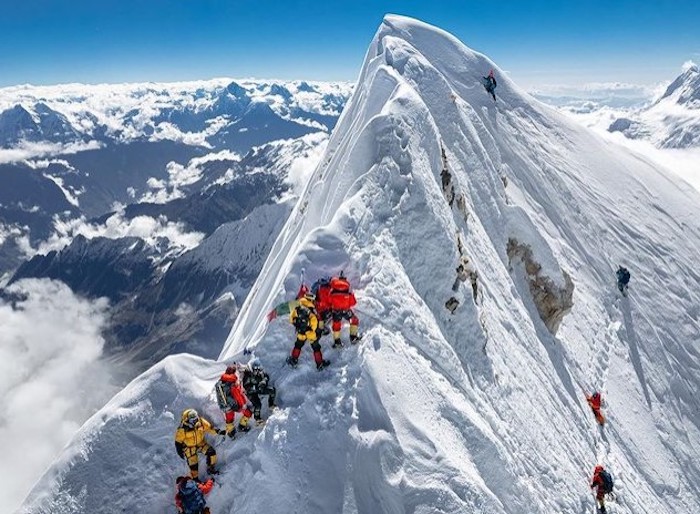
top-left (0, 79), bottom-right (351, 371)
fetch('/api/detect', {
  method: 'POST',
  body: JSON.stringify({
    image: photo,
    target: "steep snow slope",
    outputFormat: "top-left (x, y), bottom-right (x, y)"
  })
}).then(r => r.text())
top-left (21, 15), bottom-right (700, 514)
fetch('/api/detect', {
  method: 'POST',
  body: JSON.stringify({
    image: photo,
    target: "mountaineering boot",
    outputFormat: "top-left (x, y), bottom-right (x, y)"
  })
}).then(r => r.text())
top-left (350, 333), bottom-right (361, 344)
top-left (332, 339), bottom-right (343, 349)
top-left (256, 418), bottom-right (266, 427)
top-left (286, 356), bottom-right (298, 367)
top-left (226, 427), bottom-right (237, 439)
top-left (207, 465), bottom-right (219, 476)
top-left (316, 359), bottom-right (331, 370)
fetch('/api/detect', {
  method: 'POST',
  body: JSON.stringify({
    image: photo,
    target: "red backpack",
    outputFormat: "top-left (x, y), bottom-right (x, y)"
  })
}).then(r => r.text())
top-left (329, 277), bottom-right (356, 310)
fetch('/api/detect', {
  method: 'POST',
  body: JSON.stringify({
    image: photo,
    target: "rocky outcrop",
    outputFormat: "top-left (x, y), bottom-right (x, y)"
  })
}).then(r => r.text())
top-left (507, 238), bottom-right (573, 334)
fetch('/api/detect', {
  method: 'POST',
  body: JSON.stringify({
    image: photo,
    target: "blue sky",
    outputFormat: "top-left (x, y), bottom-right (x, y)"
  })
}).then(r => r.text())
top-left (2, 0), bottom-right (699, 89)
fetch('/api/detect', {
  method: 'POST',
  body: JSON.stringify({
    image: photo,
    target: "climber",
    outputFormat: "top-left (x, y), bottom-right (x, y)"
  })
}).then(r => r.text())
top-left (175, 475), bottom-right (214, 514)
top-left (287, 292), bottom-right (330, 370)
top-left (590, 465), bottom-right (614, 514)
top-left (616, 266), bottom-right (630, 296)
top-left (586, 391), bottom-right (606, 425)
top-left (328, 271), bottom-right (360, 348)
top-left (174, 409), bottom-right (225, 480)
top-left (311, 276), bottom-right (333, 337)
top-left (242, 359), bottom-right (277, 425)
top-left (215, 365), bottom-right (253, 437)
top-left (481, 69), bottom-right (497, 102)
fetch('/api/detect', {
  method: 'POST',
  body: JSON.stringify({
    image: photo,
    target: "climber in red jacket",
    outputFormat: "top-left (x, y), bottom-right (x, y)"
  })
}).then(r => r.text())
top-left (328, 271), bottom-right (360, 348)
top-left (586, 391), bottom-right (606, 425)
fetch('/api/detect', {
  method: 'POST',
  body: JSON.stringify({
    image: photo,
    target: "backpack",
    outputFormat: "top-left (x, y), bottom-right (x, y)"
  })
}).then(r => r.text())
top-left (215, 379), bottom-right (236, 410)
top-left (599, 470), bottom-right (614, 493)
top-left (311, 277), bottom-right (331, 296)
top-left (179, 479), bottom-right (206, 514)
top-left (294, 305), bottom-right (311, 332)
top-left (617, 267), bottom-right (630, 284)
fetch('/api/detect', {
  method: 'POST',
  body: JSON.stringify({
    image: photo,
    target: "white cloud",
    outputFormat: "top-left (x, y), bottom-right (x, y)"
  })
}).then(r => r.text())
top-left (0, 223), bottom-right (22, 246)
top-left (0, 279), bottom-right (116, 512)
top-left (28, 211), bottom-right (205, 257)
top-left (140, 150), bottom-right (240, 204)
top-left (285, 132), bottom-right (328, 194)
top-left (25, 158), bottom-right (76, 172)
top-left (0, 140), bottom-right (101, 165)
top-left (530, 82), bottom-right (659, 112)
top-left (42, 174), bottom-right (81, 207)
top-left (531, 81), bottom-right (656, 98)
top-left (682, 60), bottom-right (697, 72)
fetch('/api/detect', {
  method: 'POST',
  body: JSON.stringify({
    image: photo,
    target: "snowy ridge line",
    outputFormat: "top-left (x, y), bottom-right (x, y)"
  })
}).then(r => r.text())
top-left (221, 12), bottom-right (696, 512)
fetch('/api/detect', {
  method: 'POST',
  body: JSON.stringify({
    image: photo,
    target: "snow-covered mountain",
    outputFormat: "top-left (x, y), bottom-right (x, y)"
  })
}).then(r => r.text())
top-left (0, 79), bottom-right (352, 276)
top-left (0, 79), bottom-right (351, 151)
top-left (20, 15), bottom-right (700, 514)
top-left (0, 103), bottom-right (86, 147)
top-left (609, 63), bottom-right (700, 148)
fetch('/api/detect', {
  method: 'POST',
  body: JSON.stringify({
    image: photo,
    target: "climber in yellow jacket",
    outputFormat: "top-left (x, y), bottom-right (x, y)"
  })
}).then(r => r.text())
top-left (174, 409), bottom-right (226, 479)
top-left (286, 294), bottom-right (330, 370)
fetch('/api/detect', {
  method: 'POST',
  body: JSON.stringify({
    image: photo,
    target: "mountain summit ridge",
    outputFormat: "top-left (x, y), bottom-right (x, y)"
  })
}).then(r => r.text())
top-left (21, 15), bottom-right (700, 514)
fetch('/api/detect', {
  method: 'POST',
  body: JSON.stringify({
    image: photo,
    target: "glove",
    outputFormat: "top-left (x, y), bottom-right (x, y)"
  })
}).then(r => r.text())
top-left (175, 442), bottom-right (185, 459)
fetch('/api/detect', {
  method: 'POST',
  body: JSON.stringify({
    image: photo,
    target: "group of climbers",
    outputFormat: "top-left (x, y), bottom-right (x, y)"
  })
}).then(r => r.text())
top-left (173, 360), bottom-right (277, 513)
top-left (268, 270), bottom-right (361, 370)
top-left (172, 257), bottom-right (626, 513)
top-left (171, 270), bottom-right (359, 512)
top-left (582, 391), bottom-right (614, 511)
top-left (580, 266), bottom-right (630, 513)
top-left (584, 392), bottom-right (614, 511)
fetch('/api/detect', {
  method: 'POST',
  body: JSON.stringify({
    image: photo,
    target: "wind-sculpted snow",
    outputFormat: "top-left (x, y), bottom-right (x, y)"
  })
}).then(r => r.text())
top-left (21, 15), bottom-right (700, 514)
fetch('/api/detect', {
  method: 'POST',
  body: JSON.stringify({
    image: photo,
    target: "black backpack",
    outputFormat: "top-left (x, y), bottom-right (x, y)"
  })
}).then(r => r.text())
top-left (599, 470), bottom-right (614, 493)
top-left (294, 305), bottom-right (311, 332)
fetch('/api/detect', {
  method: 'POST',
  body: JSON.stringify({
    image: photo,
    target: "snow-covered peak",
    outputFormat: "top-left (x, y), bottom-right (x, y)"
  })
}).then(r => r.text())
top-left (608, 62), bottom-right (700, 147)
top-left (0, 102), bottom-right (84, 147)
top-left (219, 14), bottom-right (700, 513)
top-left (220, 14), bottom-right (525, 357)
top-left (21, 15), bottom-right (700, 514)
top-left (659, 61), bottom-right (700, 107)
